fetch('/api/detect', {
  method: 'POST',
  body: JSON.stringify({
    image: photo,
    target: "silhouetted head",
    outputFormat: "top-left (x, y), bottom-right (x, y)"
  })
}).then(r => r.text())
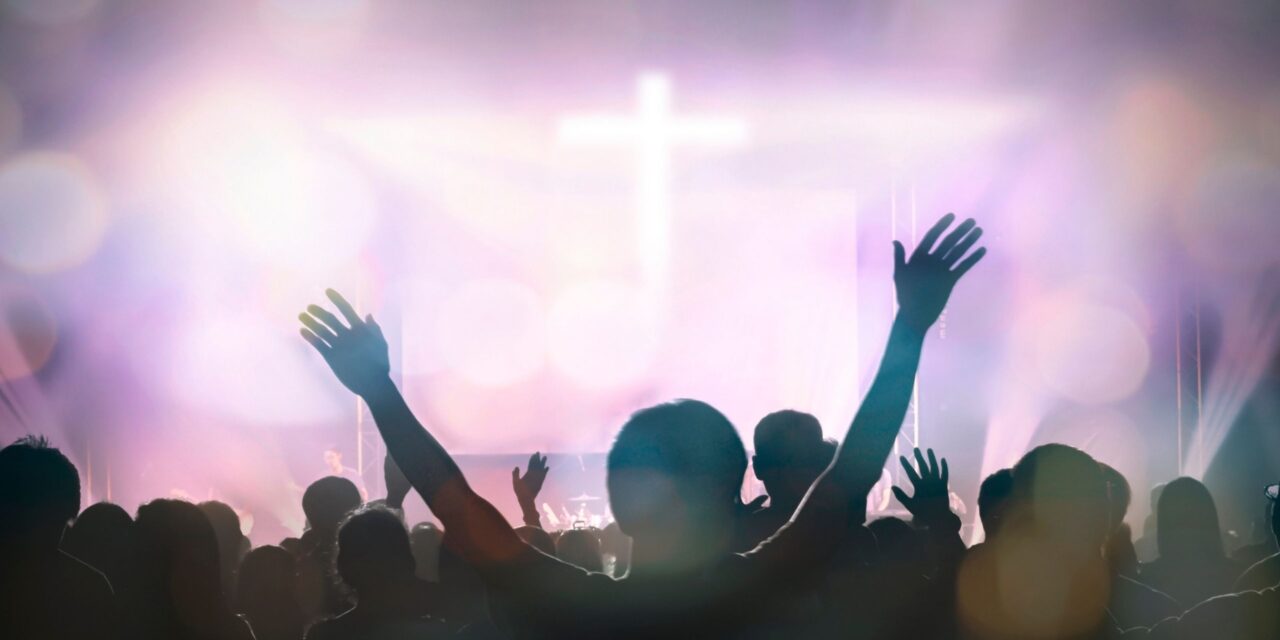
top-left (751, 410), bottom-right (836, 508)
top-left (409, 522), bottom-right (444, 581)
top-left (868, 516), bottom-right (925, 568)
top-left (134, 499), bottom-right (234, 635)
top-left (1099, 464), bottom-right (1130, 533)
top-left (303, 476), bottom-right (361, 533)
top-left (606, 400), bottom-right (747, 559)
top-left (335, 505), bottom-right (415, 595)
top-left (0, 435), bottom-right (80, 550)
top-left (198, 501), bottom-right (246, 594)
top-left (63, 502), bottom-right (135, 584)
top-left (556, 528), bottom-right (603, 573)
top-left (1009, 444), bottom-right (1110, 553)
top-left (1156, 477), bottom-right (1224, 561)
top-left (235, 545), bottom-right (304, 640)
top-left (236, 545), bottom-right (296, 609)
top-left (977, 468), bottom-right (1014, 540)
top-left (599, 521), bottom-right (632, 577)
top-left (515, 525), bottom-right (555, 556)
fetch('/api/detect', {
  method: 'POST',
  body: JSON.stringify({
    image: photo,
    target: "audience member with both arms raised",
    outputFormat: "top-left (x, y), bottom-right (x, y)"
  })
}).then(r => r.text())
top-left (2, 214), bottom-right (1278, 639)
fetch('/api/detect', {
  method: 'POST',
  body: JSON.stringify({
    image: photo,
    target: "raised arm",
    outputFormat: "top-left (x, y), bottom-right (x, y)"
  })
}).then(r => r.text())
top-left (797, 214), bottom-right (984, 524)
top-left (299, 290), bottom-right (526, 565)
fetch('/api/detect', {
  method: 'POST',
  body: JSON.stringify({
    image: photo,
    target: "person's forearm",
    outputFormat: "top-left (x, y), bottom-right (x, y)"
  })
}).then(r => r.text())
top-left (520, 498), bottom-right (542, 529)
top-left (792, 314), bottom-right (926, 525)
top-left (361, 377), bottom-right (524, 561)
top-left (834, 314), bottom-right (926, 496)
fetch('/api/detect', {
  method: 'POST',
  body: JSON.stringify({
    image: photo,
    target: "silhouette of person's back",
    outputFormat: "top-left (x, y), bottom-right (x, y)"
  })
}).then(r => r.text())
top-left (236, 545), bottom-right (306, 640)
top-left (305, 505), bottom-right (447, 640)
top-left (133, 499), bottom-right (254, 640)
top-left (957, 444), bottom-right (1115, 639)
top-left (1236, 495), bottom-right (1280, 591)
top-left (296, 476), bottom-right (362, 622)
top-left (1140, 477), bottom-right (1241, 607)
top-left (198, 501), bottom-right (248, 603)
top-left (975, 468), bottom-right (1014, 547)
top-left (0, 436), bottom-right (118, 640)
top-left (741, 410), bottom-right (836, 550)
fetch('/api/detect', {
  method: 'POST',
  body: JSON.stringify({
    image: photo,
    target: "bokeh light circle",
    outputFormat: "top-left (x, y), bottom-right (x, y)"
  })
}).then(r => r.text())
top-left (0, 152), bottom-right (108, 273)
top-left (547, 280), bottom-right (660, 391)
top-left (1034, 300), bottom-right (1150, 405)
top-left (437, 279), bottom-right (545, 387)
top-left (0, 286), bottom-right (58, 379)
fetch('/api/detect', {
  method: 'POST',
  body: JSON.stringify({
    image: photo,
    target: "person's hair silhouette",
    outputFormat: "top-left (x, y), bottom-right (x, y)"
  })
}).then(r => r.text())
top-left (303, 476), bottom-right (363, 535)
top-left (199, 500), bottom-right (247, 602)
top-left (133, 498), bottom-right (253, 640)
top-left (555, 528), bottom-right (603, 573)
top-left (0, 436), bottom-right (118, 639)
top-left (306, 505), bottom-right (448, 639)
top-left (1142, 476), bottom-right (1240, 606)
top-left (236, 545), bottom-right (305, 640)
top-left (976, 468), bottom-right (1014, 542)
top-left (743, 410), bottom-right (837, 548)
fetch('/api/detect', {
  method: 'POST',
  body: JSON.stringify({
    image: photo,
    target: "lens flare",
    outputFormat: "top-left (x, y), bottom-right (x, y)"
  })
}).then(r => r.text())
top-left (0, 152), bottom-right (108, 274)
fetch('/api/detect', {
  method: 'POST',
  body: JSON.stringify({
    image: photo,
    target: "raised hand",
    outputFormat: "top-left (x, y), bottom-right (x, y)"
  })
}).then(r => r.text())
top-left (893, 213), bottom-right (986, 332)
top-left (512, 452), bottom-right (550, 505)
top-left (891, 447), bottom-right (951, 520)
top-left (299, 289), bottom-right (390, 397)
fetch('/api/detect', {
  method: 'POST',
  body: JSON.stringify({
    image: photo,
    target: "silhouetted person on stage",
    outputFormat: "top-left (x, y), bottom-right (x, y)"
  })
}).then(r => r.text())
top-left (298, 213), bottom-right (986, 638)
top-left (0, 436), bottom-right (119, 640)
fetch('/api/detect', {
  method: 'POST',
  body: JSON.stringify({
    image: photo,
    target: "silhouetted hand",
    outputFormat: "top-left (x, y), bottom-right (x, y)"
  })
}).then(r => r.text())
top-left (299, 289), bottom-right (390, 398)
top-left (384, 454), bottom-right (411, 509)
top-left (893, 213), bottom-right (986, 332)
top-left (512, 453), bottom-right (550, 506)
top-left (892, 447), bottom-right (951, 521)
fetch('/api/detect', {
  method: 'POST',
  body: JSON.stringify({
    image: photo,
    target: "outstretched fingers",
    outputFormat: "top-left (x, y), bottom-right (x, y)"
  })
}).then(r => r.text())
top-left (327, 289), bottom-right (364, 327)
top-left (300, 313), bottom-right (338, 344)
top-left (307, 304), bottom-right (349, 335)
top-left (942, 226), bottom-right (983, 266)
top-left (300, 327), bottom-right (330, 353)
top-left (911, 213), bottom-right (957, 260)
top-left (900, 455), bottom-right (922, 486)
top-left (933, 218), bottom-right (976, 258)
top-left (952, 247), bottom-right (987, 278)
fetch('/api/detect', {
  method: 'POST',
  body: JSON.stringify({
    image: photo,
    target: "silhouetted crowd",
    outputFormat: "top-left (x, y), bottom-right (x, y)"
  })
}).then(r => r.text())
top-left (3, 215), bottom-right (1277, 639)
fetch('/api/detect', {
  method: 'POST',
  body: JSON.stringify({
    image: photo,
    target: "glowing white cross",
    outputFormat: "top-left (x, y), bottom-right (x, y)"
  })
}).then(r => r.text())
top-left (558, 73), bottom-right (748, 295)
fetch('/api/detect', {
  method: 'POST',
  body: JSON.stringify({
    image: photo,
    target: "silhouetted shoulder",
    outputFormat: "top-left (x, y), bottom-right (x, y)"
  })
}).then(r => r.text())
top-left (1235, 552), bottom-right (1280, 592)
top-left (1127, 585), bottom-right (1280, 639)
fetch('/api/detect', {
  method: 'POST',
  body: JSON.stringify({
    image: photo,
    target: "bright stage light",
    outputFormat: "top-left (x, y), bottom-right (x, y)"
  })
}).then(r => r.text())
top-left (0, 151), bottom-right (108, 274)
top-left (436, 278), bottom-right (546, 387)
top-left (168, 310), bottom-right (347, 426)
top-left (156, 91), bottom-right (377, 278)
